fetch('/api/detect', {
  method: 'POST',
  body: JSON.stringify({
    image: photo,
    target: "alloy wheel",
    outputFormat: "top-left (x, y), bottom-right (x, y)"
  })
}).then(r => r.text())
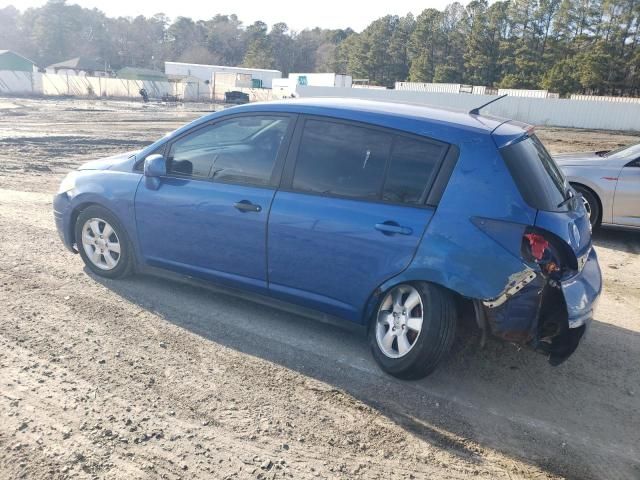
top-left (375, 284), bottom-right (424, 358)
top-left (81, 217), bottom-right (121, 270)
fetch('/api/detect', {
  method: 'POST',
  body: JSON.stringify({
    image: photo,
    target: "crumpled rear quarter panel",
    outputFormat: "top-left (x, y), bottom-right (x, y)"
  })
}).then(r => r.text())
top-left (383, 132), bottom-right (537, 302)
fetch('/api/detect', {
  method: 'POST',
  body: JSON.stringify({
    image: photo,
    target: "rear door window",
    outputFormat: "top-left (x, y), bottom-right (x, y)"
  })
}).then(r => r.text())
top-left (501, 134), bottom-right (568, 211)
top-left (292, 119), bottom-right (391, 199)
top-left (383, 136), bottom-right (448, 205)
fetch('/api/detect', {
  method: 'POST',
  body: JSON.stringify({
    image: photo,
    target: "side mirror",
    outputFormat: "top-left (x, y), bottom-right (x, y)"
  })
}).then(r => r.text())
top-left (144, 154), bottom-right (166, 177)
top-left (143, 154), bottom-right (166, 190)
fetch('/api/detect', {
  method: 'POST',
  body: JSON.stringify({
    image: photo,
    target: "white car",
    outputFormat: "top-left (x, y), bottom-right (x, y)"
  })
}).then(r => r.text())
top-left (555, 143), bottom-right (640, 230)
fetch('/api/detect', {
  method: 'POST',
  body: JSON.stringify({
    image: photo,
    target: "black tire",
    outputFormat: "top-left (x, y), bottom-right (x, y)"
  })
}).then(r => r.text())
top-left (572, 184), bottom-right (601, 229)
top-left (75, 205), bottom-right (134, 279)
top-left (369, 282), bottom-right (457, 380)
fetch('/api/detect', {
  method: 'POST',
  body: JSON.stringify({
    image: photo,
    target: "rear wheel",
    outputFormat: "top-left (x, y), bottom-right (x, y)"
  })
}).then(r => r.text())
top-left (572, 184), bottom-right (600, 229)
top-left (75, 205), bottom-right (133, 279)
top-left (369, 282), bottom-right (456, 380)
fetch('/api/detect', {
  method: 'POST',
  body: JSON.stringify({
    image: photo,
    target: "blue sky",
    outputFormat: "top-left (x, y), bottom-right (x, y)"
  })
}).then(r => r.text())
top-left (0, 0), bottom-right (463, 32)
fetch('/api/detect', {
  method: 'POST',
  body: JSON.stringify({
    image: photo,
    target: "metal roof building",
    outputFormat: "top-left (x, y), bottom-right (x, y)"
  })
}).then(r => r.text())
top-left (0, 50), bottom-right (37, 72)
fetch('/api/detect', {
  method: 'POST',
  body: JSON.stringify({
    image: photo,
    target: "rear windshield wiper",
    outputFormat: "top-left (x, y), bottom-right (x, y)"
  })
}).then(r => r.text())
top-left (557, 189), bottom-right (575, 209)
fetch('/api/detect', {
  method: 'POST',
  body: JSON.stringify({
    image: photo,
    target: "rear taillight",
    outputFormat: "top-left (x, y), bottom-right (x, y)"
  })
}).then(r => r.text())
top-left (521, 227), bottom-right (577, 277)
top-left (471, 218), bottom-right (578, 278)
top-left (523, 233), bottom-right (548, 261)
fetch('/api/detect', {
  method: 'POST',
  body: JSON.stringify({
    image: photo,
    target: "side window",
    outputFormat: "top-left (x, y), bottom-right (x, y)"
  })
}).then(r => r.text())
top-left (167, 115), bottom-right (290, 186)
top-left (292, 119), bottom-right (392, 199)
top-left (383, 136), bottom-right (448, 205)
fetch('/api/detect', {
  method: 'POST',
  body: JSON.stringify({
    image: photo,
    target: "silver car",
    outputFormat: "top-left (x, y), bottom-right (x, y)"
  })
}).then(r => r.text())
top-left (555, 143), bottom-right (640, 230)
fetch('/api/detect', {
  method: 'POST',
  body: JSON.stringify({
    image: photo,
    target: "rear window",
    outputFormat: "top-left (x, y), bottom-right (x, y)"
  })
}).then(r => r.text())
top-left (501, 135), bottom-right (568, 212)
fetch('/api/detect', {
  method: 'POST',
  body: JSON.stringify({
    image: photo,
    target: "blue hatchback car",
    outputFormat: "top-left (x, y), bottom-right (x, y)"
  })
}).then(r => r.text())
top-left (54, 98), bottom-right (602, 379)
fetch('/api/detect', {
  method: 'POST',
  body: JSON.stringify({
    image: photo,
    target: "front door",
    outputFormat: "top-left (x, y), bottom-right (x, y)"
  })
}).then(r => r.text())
top-left (267, 117), bottom-right (449, 321)
top-left (135, 114), bottom-right (294, 293)
top-left (613, 158), bottom-right (640, 227)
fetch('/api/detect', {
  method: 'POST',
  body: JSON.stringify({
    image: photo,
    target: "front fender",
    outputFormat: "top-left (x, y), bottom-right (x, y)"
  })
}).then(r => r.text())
top-left (65, 170), bottom-right (143, 262)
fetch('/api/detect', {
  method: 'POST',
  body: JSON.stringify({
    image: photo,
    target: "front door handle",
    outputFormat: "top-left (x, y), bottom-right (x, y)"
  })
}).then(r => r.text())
top-left (234, 200), bottom-right (262, 213)
top-left (375, 222), bottom-right (413, 236)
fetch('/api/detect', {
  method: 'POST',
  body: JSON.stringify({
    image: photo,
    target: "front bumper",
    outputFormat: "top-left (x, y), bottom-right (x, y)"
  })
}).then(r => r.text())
top-left (53, 191), bottom-right (76, 253)
top-left (484, 247), bottom-right (602, 364)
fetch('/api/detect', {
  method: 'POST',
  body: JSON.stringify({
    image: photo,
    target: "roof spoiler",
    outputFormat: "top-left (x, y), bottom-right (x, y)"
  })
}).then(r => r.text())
top-left (469, 94), bottom-right (508, 115)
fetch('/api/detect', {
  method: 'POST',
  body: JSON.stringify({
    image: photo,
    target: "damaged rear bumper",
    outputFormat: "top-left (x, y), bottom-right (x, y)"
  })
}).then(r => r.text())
top-left (481, 247), bottom-right (602, 365)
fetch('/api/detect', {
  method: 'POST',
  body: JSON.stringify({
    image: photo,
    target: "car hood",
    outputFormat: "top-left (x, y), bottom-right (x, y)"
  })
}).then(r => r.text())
top-left (553, 151), bottom-right (606, 166)
top-left (78, 150), bottom-right (140, 171)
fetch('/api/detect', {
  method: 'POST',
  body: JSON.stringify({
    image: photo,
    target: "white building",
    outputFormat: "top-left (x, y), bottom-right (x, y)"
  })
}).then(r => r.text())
top-left (164, 62), bottom-right (282, 88)
top-left (272, 73), bottom-right (352, 98)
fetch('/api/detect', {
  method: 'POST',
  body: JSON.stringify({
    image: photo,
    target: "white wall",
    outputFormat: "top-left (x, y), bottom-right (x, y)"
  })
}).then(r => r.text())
top-left (0, 71), bottom-right (211, 101)
top-left (296, 86), bottom-right (640, 131)
top-left (0, 70), bottom-right (244, 102)
top-left (40, 73), bottom-right (174, 98)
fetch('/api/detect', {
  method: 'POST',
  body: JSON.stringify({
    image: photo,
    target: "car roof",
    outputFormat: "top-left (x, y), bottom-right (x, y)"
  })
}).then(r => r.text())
top-left (223, 97), bottom-right (524, 136)
top-left (158, 97), bottom-right (530, 150)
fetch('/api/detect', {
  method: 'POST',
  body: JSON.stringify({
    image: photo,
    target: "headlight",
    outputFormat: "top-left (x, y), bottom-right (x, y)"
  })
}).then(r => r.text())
top-left (57, 171), bottom-right (78, 194)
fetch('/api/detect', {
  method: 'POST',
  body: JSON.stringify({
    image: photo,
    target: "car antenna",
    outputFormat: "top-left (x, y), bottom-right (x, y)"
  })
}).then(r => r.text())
top-left (469, 94), bottom-right (508, 115)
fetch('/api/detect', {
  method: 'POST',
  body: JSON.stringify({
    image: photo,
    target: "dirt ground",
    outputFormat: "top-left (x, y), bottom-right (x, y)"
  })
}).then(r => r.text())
top-left (0, 97), bottom-right (639, 480)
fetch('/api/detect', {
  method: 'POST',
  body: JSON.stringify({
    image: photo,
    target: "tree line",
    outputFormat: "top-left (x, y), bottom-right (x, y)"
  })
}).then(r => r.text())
top-left (1, 0), bottom-right (639, 96)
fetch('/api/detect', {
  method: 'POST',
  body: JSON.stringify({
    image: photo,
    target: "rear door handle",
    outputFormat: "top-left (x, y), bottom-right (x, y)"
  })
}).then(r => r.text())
top-left (375, 222), bottom-right (413, 236)
top-left (234, 200), bottom-right (262, 213)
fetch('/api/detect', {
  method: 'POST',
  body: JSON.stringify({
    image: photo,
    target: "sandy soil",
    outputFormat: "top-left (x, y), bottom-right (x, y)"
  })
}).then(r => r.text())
top-left (0, 97), bottom-right (639, 480)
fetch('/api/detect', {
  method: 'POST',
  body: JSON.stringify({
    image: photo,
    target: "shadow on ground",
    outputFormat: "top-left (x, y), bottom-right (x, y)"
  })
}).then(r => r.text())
top-left (92, 228), bottom-right (640, 480)
top-left (593, 226), bottom-right (640, 253)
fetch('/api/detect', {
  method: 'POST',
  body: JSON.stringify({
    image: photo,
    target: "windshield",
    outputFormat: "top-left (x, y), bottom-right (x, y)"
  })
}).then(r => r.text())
top-left (501, 134), bottom-right (569, 212)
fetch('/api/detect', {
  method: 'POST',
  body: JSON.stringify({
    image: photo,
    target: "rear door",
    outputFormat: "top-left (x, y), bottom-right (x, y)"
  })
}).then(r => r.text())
top-left (613, 158), bottom-right (640, 227)
top-left (267, 117), bottom-right (450, 321)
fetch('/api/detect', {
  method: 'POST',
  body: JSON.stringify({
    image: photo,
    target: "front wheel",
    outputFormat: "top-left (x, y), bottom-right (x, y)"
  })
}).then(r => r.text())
top-left (369, 282), bottom-right (456, 380)
top-left (75, 205), bottom-right (133, 279)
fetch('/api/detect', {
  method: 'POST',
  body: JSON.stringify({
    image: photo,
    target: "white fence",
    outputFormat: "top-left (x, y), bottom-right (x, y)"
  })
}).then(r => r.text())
top-left (0, 70), bottom-right (276, 103)
top-left (0, 70), bottom-right (212, 101)
top-left (0, 70), bottom-right (35, 94)
top-left (296, 85), bottom-right (640, 131)
top-left (395, 82), bottom-right (552, 99)
top-left (497, 88), bottom-right (548, 98)
top-left (40, 73), bottom-right (177, 99)
top-left (396, 82), bottom-right (462, 94)
top-left (570, 94), bottom-right (640, 104)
